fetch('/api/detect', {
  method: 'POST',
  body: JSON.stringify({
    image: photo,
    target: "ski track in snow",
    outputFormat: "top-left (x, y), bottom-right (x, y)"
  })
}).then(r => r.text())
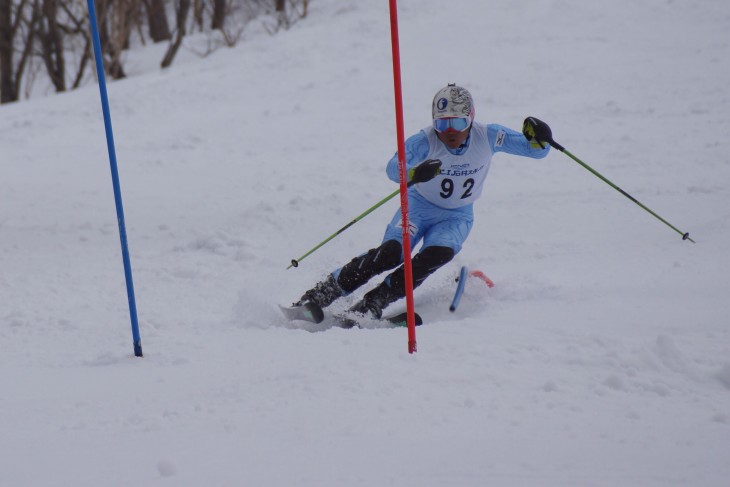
top-left (1, 0), bottom-right (729, 486)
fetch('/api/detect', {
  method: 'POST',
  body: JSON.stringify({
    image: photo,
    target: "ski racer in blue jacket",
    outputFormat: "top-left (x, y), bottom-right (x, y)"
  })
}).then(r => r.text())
top-left (294, 84), bottom-right (553, 319)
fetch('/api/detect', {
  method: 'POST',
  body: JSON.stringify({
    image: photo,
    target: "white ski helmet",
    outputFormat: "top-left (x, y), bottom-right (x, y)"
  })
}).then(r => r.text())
top-left (432, 84), bottom-right (475, 125)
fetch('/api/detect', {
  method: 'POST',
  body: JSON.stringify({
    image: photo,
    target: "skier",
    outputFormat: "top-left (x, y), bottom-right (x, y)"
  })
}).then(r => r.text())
top-left (292, 84), bottom-right (553, 320)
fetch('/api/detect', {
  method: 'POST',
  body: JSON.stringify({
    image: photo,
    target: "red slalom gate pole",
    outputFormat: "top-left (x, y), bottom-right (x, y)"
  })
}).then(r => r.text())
top-left (388, 0), bottom-right (417, 353)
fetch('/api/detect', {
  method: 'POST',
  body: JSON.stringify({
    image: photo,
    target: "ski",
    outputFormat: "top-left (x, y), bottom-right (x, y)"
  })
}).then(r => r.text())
top-left (280, 302), bottom-right (422, 329)
top-left (279, 302), bottom-right (325, 324)
top-left (334, 311), bottom-right (423, 329)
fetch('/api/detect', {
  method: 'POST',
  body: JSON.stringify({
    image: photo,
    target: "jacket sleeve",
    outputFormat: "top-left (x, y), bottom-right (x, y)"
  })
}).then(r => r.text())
top-left (385, 130), bottom-right (431, 182)
top-left (487, 123), bottom-right (550, 159)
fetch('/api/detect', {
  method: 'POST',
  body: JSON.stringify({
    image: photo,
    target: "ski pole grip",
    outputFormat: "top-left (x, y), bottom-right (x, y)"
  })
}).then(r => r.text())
top-left (549, 138), bottom-right (565, 152)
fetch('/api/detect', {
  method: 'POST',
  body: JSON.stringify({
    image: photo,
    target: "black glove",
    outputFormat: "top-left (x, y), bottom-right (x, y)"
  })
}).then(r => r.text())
top-left (522, 117), bottom-right (552, 149)
top-left (409, 159), bottom-right (442, 184)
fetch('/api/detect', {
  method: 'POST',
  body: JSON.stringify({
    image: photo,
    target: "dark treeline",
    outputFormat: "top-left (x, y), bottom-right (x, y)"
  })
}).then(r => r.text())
top-left (0, 0), bottom-right (308, 103)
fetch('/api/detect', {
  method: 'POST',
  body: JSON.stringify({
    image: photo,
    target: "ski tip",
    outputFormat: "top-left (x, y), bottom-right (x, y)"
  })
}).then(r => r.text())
top-left (307, 303), bottom-right (325, 323)
top-left (279, 302), bottom-right (325, 324)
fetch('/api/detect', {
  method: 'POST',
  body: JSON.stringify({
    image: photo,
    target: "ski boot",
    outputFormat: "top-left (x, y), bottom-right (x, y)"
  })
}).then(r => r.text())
top-left (295, 274), bottom-right (344, 309)
top-left (348, 281), bottom-right (400, 320)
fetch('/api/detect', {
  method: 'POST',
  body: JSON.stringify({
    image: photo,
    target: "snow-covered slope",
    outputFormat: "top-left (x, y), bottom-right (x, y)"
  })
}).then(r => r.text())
top-left (1, 1), bottom-right (729, 485)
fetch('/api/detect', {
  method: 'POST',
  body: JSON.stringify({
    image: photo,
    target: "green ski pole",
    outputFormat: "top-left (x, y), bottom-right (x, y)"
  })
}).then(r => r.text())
top-left (547, 137), bottom-right (695, 243)
top-left (287, 180), bottom-right (416, 269)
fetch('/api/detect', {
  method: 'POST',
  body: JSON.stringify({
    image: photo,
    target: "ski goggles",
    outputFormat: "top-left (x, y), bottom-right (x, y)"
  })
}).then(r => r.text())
top-left (433, 117), bottom-right (471, 133)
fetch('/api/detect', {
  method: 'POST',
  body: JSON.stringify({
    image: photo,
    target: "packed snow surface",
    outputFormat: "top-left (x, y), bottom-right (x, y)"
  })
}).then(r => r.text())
top-left (1, 0), bottom-right (729, 485)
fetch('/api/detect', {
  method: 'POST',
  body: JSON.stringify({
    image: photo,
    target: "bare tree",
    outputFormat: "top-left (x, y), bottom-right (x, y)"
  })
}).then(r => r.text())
top-left (192, 0), bottom-right (203, 31)
top-left (160, 0), bottom-right (189, 68)
top-left (190, 0), bottom-right (227, 32)
top-left (143, 0), bottom-right (170, 42)
top-left (57, 0), bottom-right (93, 89)
top-left (211, 0), bottom-right (226, 30)
top-left (1, 0), bottom-right (40, 103)
top-left (35, 0), bottom-right (66, 92)
top-left (105, 0), bottom-right (141, 79)
top-left (264, 0), bottom-right (308, 34)
top-left (0, 0), bottom-right (15, 101)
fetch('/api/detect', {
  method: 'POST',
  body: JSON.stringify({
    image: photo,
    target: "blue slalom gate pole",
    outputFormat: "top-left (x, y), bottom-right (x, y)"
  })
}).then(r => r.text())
top-left (86, 0), bottom-right (143, 357)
